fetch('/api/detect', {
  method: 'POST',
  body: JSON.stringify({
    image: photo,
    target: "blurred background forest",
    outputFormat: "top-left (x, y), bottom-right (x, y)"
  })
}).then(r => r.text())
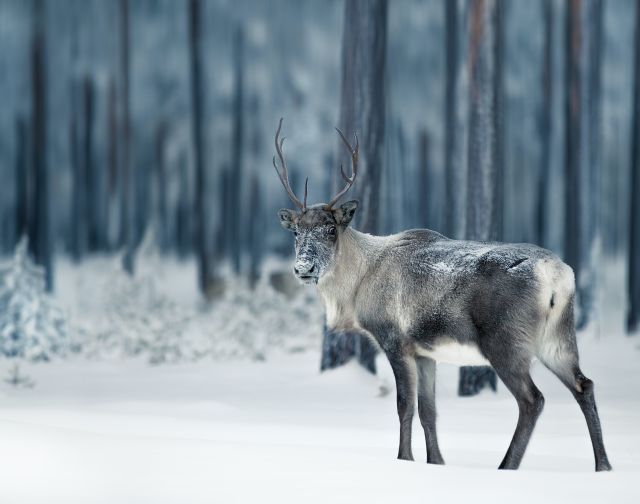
top-left (0, 0), bottom-right (639, 391)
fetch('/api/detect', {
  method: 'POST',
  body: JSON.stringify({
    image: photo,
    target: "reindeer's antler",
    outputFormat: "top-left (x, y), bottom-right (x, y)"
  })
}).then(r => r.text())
top-left (272, 118), bottom-right (308, 211)
top-left (326, 127), bottom-right (359, 209)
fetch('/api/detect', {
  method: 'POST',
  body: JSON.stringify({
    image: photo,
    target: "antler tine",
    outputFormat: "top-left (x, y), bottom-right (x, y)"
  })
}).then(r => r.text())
top-left (303, 177), bottom-right (308, 209)
top-left (326, 127), bottom-right (359, 209)
top-left (273, 118), bottom-right (306, 211)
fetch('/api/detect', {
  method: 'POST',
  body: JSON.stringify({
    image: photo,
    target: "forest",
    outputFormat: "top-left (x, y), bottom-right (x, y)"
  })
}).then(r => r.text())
top-left (1, 0), bottom-right (638, 382)
top-left (1, 0), bottom-right (640, 501)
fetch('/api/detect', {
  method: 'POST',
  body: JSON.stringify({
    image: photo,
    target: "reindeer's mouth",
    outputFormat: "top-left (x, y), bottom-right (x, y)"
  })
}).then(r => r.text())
top-left (297, 275), bottom-right (318, 285)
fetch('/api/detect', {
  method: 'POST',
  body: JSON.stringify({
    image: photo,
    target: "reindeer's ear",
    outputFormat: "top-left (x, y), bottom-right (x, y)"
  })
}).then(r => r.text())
top-left (333, 200), bottom-right (358, 227)
top-left (278, 209), bottom-right (297, 231)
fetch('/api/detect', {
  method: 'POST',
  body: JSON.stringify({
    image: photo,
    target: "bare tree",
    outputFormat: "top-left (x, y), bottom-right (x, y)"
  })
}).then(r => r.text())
top-left (30, 0), bottom-right (52, 291)
top-left (188, 0), bottom-right (212, 294)
top-left (321, 0), bottom-right (388, 373)
top-left (15, 117), bottom-right (29, 242)
top-left (459, 0), bottom-right (504, 397)
top-left (119, 0), bottom-right (135, 274)
top-left (247, 174), bottom-right (262, 289)
top-left (230, 26), bottom-right (245, 275)
top-left (629, 0), bottom-right (640, 334)
top-left (536, 0), bottom-right (554, 247)
top-left (155, 120), bottom-right (169, 252)
top-left (444, 0), bottom-right (464, 239)
top-left (70, 77), bottom-right (85, 260)
top-left (106, 78), bottom-right (119, 250)
top-left (565, 0), bottom-right (603, 330)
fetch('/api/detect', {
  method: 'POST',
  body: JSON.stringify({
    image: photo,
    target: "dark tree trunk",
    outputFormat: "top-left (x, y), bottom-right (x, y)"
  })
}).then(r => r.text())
top-left (119, 0), bottom-right (135, 274)
top-left (188, 0), bottom-right (212, 294)
top-left (417, 129), bottom-right (430, 229)
top-left (336, 0), bottom-right (387, 235)
top-left (444, 0), bottom-right (463, 239)
top-left (155, 120), bottom-right (169, 252)
top-left (106, 78), bottom-right (119, 250)
top-left (537, 0), bottom-right (554, 248)
top-left (70, 81), bottom-right (97, 257)
top-left (230, 26), bottom-right (245, 275)
top-left (70, 78), bottom-right (85, 260)
top-left (247, 174), bottom-right (262, 289)
top-left (82, 76), bottom-right (99, 252)
top-left (15, 117), bottom-right (29, 242)
top-left (215, 166), bottom-right (230, 261)
top-left (459, 0), bottom-right (503, 397)
top-left (176, 152), bottom-right (192, 258)
top-left (564, 0), bottom-right (603, 330)
top-left (418, 129), bottom-right (442, 232)
top-left (30, 0), bottom-right (52, 291)
top-left (628, 0), bottom-right (640, 334)
top-left (321, 0), bottom-right (387, 375)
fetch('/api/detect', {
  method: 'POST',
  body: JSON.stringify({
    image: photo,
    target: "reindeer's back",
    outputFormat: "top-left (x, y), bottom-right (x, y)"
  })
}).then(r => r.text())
top-left (369, 229), bottom-right (575, 349)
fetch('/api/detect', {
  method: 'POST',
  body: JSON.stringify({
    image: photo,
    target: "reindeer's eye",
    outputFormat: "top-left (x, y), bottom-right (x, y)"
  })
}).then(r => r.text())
top-left (328, 226), bottom-right (337, 237)
top-left (293, 231), bottom-right (298, 237)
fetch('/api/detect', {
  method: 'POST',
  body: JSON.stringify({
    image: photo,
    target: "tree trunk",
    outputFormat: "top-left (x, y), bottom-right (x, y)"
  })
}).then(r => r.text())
top-left (444, 0), bottom-right (464, 239)
top-left (82, 76), bottom-right (100, 252)
top-left (15, 117), bottom-right (29, 243)
top-left (628, 0), bottom-right (640, 334)
top-left (564, 0), bottom-right (603, 330)
top-left (155, 120), bottom-right (169, 252)
top-left (70, 78), bottom-right (85, 260)
top-left (321, 0), bottom-right (387, 374)
top-left (537, 0), bottom-right (554, 247)
top-left (459, 0), bottom-right (503, 397)
top-left (119, 0), bottom-right (135, 275)
top-left (417, 129), bottom-right (430, 229)
top-left (176, 151), bottom-right (192, 258)
top-left (30, 0), bottom-right (52, 291)
top-left (188, 0), bottom-right (212, 294)
top-left (106, 78), bottom-right (119, 250)
top-left (230, 26), bottom-right (245, 275)
top-left (248, 174), bottom-right (262, 289)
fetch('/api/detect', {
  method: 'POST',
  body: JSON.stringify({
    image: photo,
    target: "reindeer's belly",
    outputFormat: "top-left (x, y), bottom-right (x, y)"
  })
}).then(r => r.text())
top-left (415, 340), bottom-right (491, 366)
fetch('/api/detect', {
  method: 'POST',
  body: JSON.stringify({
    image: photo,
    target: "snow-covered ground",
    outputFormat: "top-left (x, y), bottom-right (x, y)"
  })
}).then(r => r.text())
top-left (0, 333), bottom-right (639, 504)
top-left (0, 254), bottom-right (638, 502)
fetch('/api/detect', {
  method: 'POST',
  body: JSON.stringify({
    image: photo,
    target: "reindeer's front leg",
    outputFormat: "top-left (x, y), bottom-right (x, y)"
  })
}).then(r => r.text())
top-left (387, 352), bottom-right (417, 461)
top-left (416, 356), bottom-right (445, 465)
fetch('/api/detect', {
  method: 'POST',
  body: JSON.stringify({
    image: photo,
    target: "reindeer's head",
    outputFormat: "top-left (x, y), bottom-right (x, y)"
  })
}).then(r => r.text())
top-left (273, 118), bottom-right (359, 285)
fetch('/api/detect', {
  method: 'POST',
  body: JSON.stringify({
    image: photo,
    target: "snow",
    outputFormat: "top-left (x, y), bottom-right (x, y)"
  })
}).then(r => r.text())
top-left (0, 333), bottom-right (638, 504)
top-left (0, 255), bottom-right (636, 502)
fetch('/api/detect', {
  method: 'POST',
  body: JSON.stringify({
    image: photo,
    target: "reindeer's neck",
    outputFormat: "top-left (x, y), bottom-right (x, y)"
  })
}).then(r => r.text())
top-left (317, 228), bottom-right (388, 329)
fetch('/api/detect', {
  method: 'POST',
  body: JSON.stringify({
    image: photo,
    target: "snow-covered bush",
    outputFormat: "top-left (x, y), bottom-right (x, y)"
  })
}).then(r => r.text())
top-left (0, 237), bottom-right (70, 361)
top-left (65, 238), bottom-right (323, 364)
top-left (200, 257), bottom-right (324, 360)
top-left (74, 231), bottom-right (202, 363)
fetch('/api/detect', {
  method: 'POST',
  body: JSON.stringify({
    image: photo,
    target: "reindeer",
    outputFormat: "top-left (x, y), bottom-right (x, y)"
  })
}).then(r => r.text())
top-left (273, 119), bottom-right (612, 471)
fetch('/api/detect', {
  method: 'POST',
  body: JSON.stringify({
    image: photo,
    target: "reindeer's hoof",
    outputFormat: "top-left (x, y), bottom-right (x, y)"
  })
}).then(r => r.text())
top-left (596, 460), bottom-right (612, 472)
top-left (397, 453), bottom-right (414, 462)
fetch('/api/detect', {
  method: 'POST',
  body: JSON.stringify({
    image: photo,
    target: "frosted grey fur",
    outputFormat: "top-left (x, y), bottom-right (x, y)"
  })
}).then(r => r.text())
top-left (278, 202), bottom-right (612, 471)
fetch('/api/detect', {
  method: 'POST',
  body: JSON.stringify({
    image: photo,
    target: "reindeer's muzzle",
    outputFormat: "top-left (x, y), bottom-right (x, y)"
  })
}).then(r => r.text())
top-left (294, 262), bottom-right (318, 284)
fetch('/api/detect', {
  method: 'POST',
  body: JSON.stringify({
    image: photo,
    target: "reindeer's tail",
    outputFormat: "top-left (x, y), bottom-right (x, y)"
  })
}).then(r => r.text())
top-left (533, 259), bottom-right (580, 383)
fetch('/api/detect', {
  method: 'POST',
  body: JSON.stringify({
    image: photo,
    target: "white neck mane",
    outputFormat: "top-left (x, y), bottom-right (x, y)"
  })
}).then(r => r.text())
top-left (317, 227), bottom-right (391, 331)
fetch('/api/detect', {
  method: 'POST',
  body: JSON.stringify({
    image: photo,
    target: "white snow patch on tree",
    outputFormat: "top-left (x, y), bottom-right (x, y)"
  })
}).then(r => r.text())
top-left (0, 237), bottom-right (70, 362)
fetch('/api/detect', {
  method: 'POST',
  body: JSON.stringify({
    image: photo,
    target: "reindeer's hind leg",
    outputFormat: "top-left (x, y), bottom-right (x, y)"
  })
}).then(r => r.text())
top-left (416, 356), bottom-right (445, 464)
top-left (489, 359), bottom-right (545, 470)
top-left (538, 297), bottom-right (612, 471)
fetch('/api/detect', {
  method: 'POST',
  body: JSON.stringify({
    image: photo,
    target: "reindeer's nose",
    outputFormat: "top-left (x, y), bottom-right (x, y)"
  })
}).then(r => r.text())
top-left (294, 263), bottom-right (315, 276)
